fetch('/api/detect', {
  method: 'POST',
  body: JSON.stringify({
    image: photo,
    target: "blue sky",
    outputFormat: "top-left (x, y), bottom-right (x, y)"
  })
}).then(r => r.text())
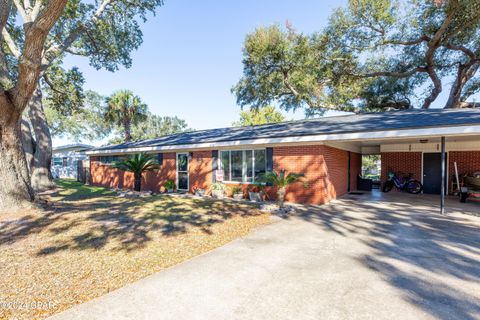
top-left (58, 0), bottom-right (347, 146)
top-left (58, 0), bottom-right (468, 147)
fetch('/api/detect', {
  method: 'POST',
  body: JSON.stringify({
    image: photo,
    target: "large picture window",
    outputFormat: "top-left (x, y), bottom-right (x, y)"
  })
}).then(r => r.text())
top-left (219, 149), bottom-right (266, 183)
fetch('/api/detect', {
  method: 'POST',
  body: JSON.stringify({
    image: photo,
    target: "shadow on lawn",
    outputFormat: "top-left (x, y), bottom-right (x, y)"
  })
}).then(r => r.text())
top-left (0, 181), bottom-right (262, 254)
top-left (292, 193), bottom-right (480, 320)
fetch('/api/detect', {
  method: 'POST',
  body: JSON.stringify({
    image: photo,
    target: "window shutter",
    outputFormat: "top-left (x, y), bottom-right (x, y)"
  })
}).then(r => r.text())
top-left (212, 150), bottom-right (218, 182)
top-left (157, 153), bottom-right (163, 165)
top-left (266, 147), bottom-right (273, 186)
top-left (266, 148), bottom-right (273, 172)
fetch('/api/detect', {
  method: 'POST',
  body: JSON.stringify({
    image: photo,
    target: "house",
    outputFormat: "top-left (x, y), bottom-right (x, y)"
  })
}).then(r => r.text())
top-left (86, 109), bottom-right (480, 205)
top-left (52, 144), bottom-right (93, 179)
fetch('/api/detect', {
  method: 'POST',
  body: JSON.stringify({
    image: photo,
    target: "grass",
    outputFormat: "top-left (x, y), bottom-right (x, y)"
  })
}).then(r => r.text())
top-left (0, 180), bottom-right (270, 320)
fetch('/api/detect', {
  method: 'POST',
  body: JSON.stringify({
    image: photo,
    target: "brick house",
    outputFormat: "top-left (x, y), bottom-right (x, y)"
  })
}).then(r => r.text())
top-left (87, 109), bottom-right (480, 205)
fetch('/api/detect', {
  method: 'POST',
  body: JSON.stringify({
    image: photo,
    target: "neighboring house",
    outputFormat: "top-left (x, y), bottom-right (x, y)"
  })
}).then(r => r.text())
top-left (52, 144), bottom-right (94, 179)
top-left (86, 109), bottom-right (480, 204)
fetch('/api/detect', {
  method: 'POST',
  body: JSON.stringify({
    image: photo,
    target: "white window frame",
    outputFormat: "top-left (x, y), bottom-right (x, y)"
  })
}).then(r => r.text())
top-left (219, 149), bottom-right (266, 184)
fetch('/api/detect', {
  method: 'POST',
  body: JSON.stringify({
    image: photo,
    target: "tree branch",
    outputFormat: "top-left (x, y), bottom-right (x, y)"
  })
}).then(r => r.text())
top-left (44, 0), bottom-right (115, 67)
top-left (42, 73), bottom-right (69, 96)
top-left (31, 0), bottom-right (43, 21)
top-left (2, 28), bottom-right (21, 58)
top-left (443, 43), bottom-right (477, 60)
top-left (356, 66), bottom-right (428, 78)
top-left (12, 0), bottom-right (31, 23)
top-left (382, 35), bottom-right (430, 46)
top-left (12, 0), bottom-right (68, 110)
top-left (0, 0), bottom-right (12, 92)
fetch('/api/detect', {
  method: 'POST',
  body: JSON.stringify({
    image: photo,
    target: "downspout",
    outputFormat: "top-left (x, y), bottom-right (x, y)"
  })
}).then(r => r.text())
top-left (347, 152), bottom-right (351, 193)
top-left (441, 136), bottom-right (446, 215)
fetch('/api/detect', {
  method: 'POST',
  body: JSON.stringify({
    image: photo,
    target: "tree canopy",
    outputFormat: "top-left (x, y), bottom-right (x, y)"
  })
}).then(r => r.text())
top-left (45, 90), bottom-right (111, 142)
top-left (105, 90), bottom-right (148, 143)
top-left (233, 0), bottom-right (480, 115)
top-left (0, 0), bottom-right (164, 209)
top-left (232, 105), bottom-right (286, 126)
top-left (109, 113), bottom-right (191, 144)
top-left (330, 0), bottom-right (480, 109)
top-left (232, 24), bottom-right (359, 116)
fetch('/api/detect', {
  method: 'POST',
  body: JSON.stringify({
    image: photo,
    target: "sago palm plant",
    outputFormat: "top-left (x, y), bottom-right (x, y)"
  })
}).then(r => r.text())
top-left (259, 170), bottom-right (305, 207)
top-left (113, 153), bottom-right (160, 191)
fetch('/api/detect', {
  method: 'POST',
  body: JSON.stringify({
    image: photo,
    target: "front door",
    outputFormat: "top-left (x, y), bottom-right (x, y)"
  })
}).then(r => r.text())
top-left (423, 153), bottom-right (447, 194)
top-left (177, 153), bottom-right (189, 191)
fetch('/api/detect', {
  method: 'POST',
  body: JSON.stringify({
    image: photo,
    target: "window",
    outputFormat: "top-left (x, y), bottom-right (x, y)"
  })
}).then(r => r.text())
top-left (62, 157), bottom-right (68, 167)
top-left (53, 157), bottom-right (62, 166)
top-left (219, 149), bottom-right (266, 183)
top-left (231, 151), bottom-right (243, 182)
top-left (97, 156), bottom-right (120, 164)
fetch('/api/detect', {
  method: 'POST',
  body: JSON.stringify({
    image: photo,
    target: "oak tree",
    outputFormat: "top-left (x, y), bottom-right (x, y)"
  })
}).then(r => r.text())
top-left (0, 0), bottom-right (163, 209)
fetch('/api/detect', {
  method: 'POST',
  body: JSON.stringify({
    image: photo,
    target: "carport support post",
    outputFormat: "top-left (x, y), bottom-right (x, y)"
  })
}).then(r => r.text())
top-left (441, 136), bottom-right (446, 215)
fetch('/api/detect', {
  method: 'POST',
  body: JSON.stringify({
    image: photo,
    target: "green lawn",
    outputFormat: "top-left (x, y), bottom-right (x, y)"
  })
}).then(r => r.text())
top-left (0, 180), bottom-right (270, 320)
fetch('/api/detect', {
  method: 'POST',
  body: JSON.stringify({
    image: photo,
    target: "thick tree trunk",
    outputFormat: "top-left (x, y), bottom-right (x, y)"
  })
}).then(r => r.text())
top-left (28, 87), bottom-right (55, 191)
top-left (0, 98), bottom-right (35, 211)
top-left (21, 118), bottom-right (35, 172)
top-left (421, 67), bottom-right (442, 109)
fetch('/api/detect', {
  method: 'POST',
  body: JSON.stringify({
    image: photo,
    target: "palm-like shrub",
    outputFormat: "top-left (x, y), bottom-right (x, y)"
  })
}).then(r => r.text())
top-left (259, 170), bottom-right (305, 207)
top-left (113, 153), bottom-right (160, 191)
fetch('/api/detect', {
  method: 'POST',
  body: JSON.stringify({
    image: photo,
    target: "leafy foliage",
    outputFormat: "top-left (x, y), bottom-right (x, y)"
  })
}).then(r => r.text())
top-left (328, 0), bottom-right (480, 109)
top-left (234, 1), bottom-right (480, 113)
top-left (113, 153), bottom-right (160, 191)
top-left (105, 90), bottom-right (148, 142)
top-left (45, 90), bottom-right (111, 142)
top-left (232, 105), bottom-right (286, 126)
top-left (163, 179), bottom-right (175, 190)
top-left (232, 24), bottom-right (360, 116)
top-left (258, 169), bottom-right (306, 207)
top-left (131, 113), bottom-right (190, 140)
top-left (259, 170), bottom-right (305, 189)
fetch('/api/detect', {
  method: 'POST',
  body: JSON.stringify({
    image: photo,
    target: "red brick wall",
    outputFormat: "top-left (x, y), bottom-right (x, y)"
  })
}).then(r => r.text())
top-left (142, 152), bottom-right (176, 192)
top-left (189, 151), bottom-right (213, 193)
top-left (90, 146), bottom-right (361, 204)
top-left (272, 145), bottom-right (360, 204)
top-left (90, 153), bottom-right (176, 192)
top-left (381, 152), bottom-right (422, 183)
top-left (449, 151), bottom-right (480, 177)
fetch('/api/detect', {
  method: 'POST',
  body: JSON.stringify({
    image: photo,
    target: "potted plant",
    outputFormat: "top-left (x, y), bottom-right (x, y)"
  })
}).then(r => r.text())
top-left (164, 179), bottom-right (175, 193)
top-left (248, 183), bottom-right (264, 202)
top-left (210, 182), bottom-right (226, 199)
top-left (194, 188), bottom-right (206, 196)
top-left (112, 153), bottom-right (160, 192)
top-left (259, 170), bottom-right (306, 207)
top-left (231, 186), bottom-right (244, 201)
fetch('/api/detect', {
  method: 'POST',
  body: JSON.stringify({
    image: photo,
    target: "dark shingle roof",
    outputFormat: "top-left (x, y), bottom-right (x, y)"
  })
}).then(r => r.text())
top-left (93, 108), bottom-right (480, 151)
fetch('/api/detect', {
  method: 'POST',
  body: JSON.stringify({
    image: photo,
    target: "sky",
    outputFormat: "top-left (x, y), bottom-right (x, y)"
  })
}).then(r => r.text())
top-left (57, 0), bottom-right (348, 146)
top-left (57, 0), bottom-right (470, 147)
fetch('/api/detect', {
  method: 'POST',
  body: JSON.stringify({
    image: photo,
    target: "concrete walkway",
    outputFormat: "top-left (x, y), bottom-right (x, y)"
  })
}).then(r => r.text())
top-left (50, 192), bottom-right (480, 320)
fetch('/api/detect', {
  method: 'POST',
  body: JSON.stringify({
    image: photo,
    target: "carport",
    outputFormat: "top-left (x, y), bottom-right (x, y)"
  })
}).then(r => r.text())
top-left (324, 112), bottom-right (480, 214)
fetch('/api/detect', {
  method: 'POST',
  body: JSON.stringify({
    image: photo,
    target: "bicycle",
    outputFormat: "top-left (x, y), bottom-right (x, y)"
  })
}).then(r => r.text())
top-left (382, 171), bottom-right (423, 194)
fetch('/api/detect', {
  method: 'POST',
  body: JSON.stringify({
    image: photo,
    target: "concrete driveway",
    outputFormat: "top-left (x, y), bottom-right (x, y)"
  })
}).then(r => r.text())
top-left (50, 192), bottom-right (480, 320)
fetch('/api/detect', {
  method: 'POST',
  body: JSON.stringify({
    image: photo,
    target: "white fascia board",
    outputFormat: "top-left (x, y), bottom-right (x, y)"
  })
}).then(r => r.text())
top-left (86, 125), bottom-right (480, 156)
